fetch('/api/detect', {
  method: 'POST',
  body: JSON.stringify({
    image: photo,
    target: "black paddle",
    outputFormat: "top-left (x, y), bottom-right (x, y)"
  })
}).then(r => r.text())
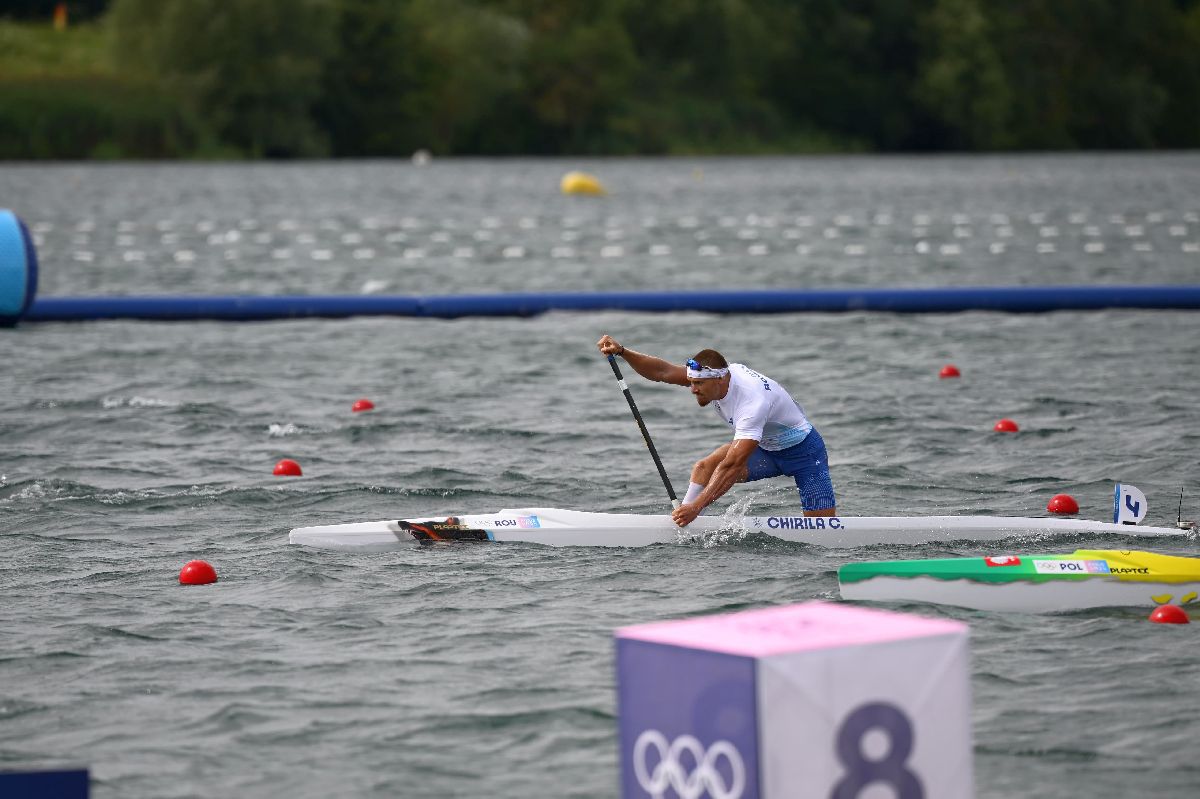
top-left (607, 354), bottom-right (681, 509)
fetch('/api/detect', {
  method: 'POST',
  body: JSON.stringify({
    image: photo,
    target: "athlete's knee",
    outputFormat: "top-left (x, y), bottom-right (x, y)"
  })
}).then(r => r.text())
top-left (690, 456), bottom-right (714, 481)
top-left (798, 472), bottom-right (836, 516)
top-left (691, 446), bottom-right (728, 481)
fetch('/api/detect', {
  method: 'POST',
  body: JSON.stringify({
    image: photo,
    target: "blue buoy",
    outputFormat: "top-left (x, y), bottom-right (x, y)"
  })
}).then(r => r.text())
top-left (0, 209), bottom-right (39, 327)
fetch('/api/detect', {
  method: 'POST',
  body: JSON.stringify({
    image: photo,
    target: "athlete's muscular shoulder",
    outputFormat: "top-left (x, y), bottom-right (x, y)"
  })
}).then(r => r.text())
top-left (732, 363), bottom-right (772, 391)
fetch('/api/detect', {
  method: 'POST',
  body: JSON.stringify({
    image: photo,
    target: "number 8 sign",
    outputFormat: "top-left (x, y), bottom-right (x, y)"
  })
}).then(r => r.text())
top-left (832, 703), bottom-right (924, 798)
top-left (616, 601), bottom-right (973, 798)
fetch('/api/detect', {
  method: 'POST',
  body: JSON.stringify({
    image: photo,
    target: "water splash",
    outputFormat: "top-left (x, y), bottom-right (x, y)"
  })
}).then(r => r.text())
top-left (101, 396), bottom-right (177, 409)
top-left (267, 423), bottom-right (302, 437)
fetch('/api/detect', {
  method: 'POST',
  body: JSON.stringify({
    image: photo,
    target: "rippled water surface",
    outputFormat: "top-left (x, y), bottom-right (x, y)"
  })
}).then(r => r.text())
top-left (2, 155), bottom-right (1200, 798)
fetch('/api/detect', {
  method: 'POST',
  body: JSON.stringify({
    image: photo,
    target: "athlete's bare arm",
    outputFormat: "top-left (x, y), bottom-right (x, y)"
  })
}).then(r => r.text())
top-left (672, 439), bottom-right (758, 526)
top-left (597, 335), bottom-right (688, 386)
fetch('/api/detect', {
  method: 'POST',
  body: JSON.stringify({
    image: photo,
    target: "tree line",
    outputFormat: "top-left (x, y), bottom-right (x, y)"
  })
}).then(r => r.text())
top-left (3, 0), bottom-right (1200, 158)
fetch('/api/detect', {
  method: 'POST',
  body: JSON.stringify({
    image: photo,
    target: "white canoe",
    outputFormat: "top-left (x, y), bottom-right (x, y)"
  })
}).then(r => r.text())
top-left (288, 507), bottom-right (1191, 551)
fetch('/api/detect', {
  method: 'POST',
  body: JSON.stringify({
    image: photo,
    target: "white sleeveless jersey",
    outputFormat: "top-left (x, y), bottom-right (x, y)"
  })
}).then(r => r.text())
top-left (709, 363), bottom-right (812, 451)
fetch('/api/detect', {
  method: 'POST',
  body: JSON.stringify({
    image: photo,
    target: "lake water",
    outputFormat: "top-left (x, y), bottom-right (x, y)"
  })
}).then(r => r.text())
top-left (2, 155), bottom-right (1199, 797)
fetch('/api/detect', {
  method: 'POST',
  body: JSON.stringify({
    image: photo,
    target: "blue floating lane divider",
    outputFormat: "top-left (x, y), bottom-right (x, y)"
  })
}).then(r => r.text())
top-left (20, 285), bottom-right (1200, 322)
top-left (0, 209), bottom-right (39, 326)
top-left (26, 294), bottom-right (424, 322)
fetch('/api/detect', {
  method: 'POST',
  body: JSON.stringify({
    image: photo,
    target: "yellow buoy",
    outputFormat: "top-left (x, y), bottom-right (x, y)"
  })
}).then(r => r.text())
top-left (560, 171), bottom-right (606, 196)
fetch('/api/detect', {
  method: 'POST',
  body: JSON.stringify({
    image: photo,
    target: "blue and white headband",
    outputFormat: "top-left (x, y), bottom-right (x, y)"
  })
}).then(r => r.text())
top-left (685, 358), bottom-right (729, 380)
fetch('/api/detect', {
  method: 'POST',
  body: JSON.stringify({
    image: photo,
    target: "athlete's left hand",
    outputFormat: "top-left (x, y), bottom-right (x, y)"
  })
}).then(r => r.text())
top-left (596, 334), bottom-right (623, 356)
top-left (672, 502), bottom-right (701, 527)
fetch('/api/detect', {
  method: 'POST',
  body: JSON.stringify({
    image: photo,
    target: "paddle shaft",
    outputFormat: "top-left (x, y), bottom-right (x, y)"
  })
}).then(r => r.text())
top-left (607, 355), bottom-right (681, 509)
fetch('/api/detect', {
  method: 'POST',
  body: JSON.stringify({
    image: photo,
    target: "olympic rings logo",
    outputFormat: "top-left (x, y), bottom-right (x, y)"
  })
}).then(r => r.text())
top-left (632, 729), bottom-right (746, 799)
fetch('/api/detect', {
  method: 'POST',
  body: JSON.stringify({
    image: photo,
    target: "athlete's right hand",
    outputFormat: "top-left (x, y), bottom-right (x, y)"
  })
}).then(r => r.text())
top-left (597, 335), bottom-right (623, 356)
top-left (672, 502), bottom-right (701, 527)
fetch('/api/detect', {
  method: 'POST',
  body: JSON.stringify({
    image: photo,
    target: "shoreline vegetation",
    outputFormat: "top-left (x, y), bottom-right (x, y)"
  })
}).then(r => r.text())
top-left (2, 0), bottom-right (1199, 160)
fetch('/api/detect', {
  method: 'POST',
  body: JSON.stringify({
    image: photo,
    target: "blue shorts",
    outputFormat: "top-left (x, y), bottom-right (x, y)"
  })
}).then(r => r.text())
top-left (744, 428), bottom-right (836, 511)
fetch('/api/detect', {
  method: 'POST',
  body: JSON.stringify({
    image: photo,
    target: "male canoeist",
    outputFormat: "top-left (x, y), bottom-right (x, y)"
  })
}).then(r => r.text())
top-left (597, 335), bottom-right (837, 527)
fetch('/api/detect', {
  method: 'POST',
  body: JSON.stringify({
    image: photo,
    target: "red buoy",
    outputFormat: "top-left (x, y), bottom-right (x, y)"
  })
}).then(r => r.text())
top-left (352, 398), bottom-right (375, 413)
top-left (273, 458), bottom-right (302, 476)
top-left (179, 560), bottom-right (217, 585)
top-left (993, 418), bottom-right (1019, 433)
top-left (939, 364), bottom-right (961, 378)
top-left (1046, 494), bottom-right (1079, 514)
top-left (1149, 604), bottom-right (1190, 624)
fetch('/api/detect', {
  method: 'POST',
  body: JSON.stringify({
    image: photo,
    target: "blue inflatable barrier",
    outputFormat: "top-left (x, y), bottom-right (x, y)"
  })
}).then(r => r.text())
top-left (0, 209), bottom-right (39, 326)
top-left (25, 294), bottom-right (424, 322)
top-left (21, 285), bottom-right (1200, 322)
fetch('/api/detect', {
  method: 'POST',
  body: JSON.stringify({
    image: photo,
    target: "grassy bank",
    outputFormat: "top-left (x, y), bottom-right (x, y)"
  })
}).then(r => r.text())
top-left (0, 19), bottom-right (114, 79)
top-left (0, 20), bottom-right (209, 159)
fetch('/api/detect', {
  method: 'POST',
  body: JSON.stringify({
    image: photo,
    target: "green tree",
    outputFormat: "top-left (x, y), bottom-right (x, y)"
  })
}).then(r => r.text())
top-left (766, 0), bottom-right (934, 150)
top-left (914, 0), bottom-right (1013, 149)
top-left (315, 0), bottom-right (437, 157)
top-left (39, 0), bottom-right (1199, 156)
top-left (599, 0), bottom-right (790, 151)
top-left (407, 0), bottom-right (530, 153)
top-left (486, 2), bottom-right (638, 153)
top-left (992, 0), bottom-right (1196, 148)
top-left (108, 0), bottom-right (336, 157)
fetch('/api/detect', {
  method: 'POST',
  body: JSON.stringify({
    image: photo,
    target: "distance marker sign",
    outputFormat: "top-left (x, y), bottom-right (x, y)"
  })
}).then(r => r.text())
top-left (615, 601), bottom-right (973, 798)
